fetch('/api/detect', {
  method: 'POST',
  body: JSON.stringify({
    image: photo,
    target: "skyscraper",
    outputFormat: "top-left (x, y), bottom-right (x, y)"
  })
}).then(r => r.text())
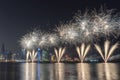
top-left (1, 43), bottom-right (6, 60)
top-left (1, 43), bottom-right (5, 54)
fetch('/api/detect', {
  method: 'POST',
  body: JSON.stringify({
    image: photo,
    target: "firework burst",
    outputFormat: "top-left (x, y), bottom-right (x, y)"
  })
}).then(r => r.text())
top-left (56, 23), bottom-right (79, 45)
top-left (92, 9), bottom-right (120, 38)
top-left (20, 7), bottom-right (120, 63)
top-left (20, 31), bottom-right (39, 50)
top-left (47, 33), bottom-right (60, 47)
top-left (20, 30), bottom-right (40, 61)
top-left (73, 10), bottom-right (96, 43)
top-left (38, 33), bottom-right (60, 48)
top-left (73, 8), bottom-right (120, 43)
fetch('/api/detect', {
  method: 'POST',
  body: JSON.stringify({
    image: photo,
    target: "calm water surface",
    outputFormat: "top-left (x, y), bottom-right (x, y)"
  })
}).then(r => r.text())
top-left (0, 63), bottom-right (120, 80)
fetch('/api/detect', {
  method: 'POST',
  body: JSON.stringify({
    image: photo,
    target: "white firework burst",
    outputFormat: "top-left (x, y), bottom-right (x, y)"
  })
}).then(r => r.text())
top-left (20, 30), bottom-right (39, 50)
top-left (56, 23), bottom-right (79, 45)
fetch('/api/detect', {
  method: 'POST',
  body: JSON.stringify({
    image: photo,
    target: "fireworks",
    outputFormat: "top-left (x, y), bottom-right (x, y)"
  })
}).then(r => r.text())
top-left (38, 33), bottom-right (60, 48)
top-left (47, 33), bottom-right (60, 47)
top-left (54, 47), bottom-right (66, 63)
top-left (20, 8), bottom-right (120, 48)
top-left (76, 43), bottom-right (91, 62)
top-left (92, 9), bottom-right (120, 38)
top-left (20, 31), bottom-right (39, 50)
top-left (94, 40), bottom-right (118, 62)
top-left (20, 8), bottom-right (120, 62)
top-left (38, 33), bottom-right (49, 48)
top-left (73, 8), bottom-right (120, 42)
top-left (56, 23), bottom-right (79, 45)
top-left (20, 30), bottom-right (40, 62)
top-left (73, 10), bottom-right (96, 43)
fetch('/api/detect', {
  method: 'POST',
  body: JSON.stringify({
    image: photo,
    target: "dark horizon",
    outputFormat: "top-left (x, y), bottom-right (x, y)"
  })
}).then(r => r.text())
top-left (0, 0), bottom-right (120, 53)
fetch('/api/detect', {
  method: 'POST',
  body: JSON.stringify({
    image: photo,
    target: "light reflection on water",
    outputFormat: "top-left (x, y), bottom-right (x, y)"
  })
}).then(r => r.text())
top-left (77, 63), bottom-right (91, 80)
top-left (20, 63), bottom-right (37, 80)
top-left (54, 63), bottom-right (65, 80)
top-left (97, 63), bottom-right (120, 80)
top-left (0, 63), bottom-right (120, 80)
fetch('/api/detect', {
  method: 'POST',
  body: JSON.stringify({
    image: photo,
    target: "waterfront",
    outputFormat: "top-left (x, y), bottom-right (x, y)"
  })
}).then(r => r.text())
top-left (0, 63), bottom-right (120, 80)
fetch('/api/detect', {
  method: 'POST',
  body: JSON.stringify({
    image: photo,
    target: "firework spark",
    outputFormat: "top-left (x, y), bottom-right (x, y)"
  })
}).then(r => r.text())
top-left (30, 50), bottom-right (38, 62)
top-left (94, 40), bottom-right (118, 62)
top-left (76, 43), bottom-right (91, 62)
top-left (54, 47), bottom-right (66, 63)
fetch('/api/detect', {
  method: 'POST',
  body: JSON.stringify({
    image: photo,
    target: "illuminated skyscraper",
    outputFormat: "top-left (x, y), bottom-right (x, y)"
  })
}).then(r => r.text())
top-left (37, 48), bottom-right (41, 61)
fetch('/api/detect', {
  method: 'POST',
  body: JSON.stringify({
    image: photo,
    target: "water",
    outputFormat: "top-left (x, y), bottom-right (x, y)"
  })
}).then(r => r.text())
top-left (0, 63), bottom-right (120, 80)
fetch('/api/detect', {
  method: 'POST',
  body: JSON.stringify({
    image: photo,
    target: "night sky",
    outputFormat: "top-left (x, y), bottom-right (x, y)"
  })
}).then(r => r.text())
top-left (0, 0), bottom-right (119, 53)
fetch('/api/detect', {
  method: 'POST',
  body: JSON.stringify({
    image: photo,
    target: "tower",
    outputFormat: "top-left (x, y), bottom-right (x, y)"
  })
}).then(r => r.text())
top-left (1, 43), bottom-right (5, 55)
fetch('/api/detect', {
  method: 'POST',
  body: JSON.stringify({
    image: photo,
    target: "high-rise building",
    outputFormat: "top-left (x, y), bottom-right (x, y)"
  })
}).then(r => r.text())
top-left (1, 43), bottom-right (5, 54)
top-left (21, 48), bottom-right (26, 59)
top-left (1, 43), bottom-right (6, 60)
top-left (42, 50), bottom-right (49, 61)
top-left (37, 48), bottom-right (41, 61)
